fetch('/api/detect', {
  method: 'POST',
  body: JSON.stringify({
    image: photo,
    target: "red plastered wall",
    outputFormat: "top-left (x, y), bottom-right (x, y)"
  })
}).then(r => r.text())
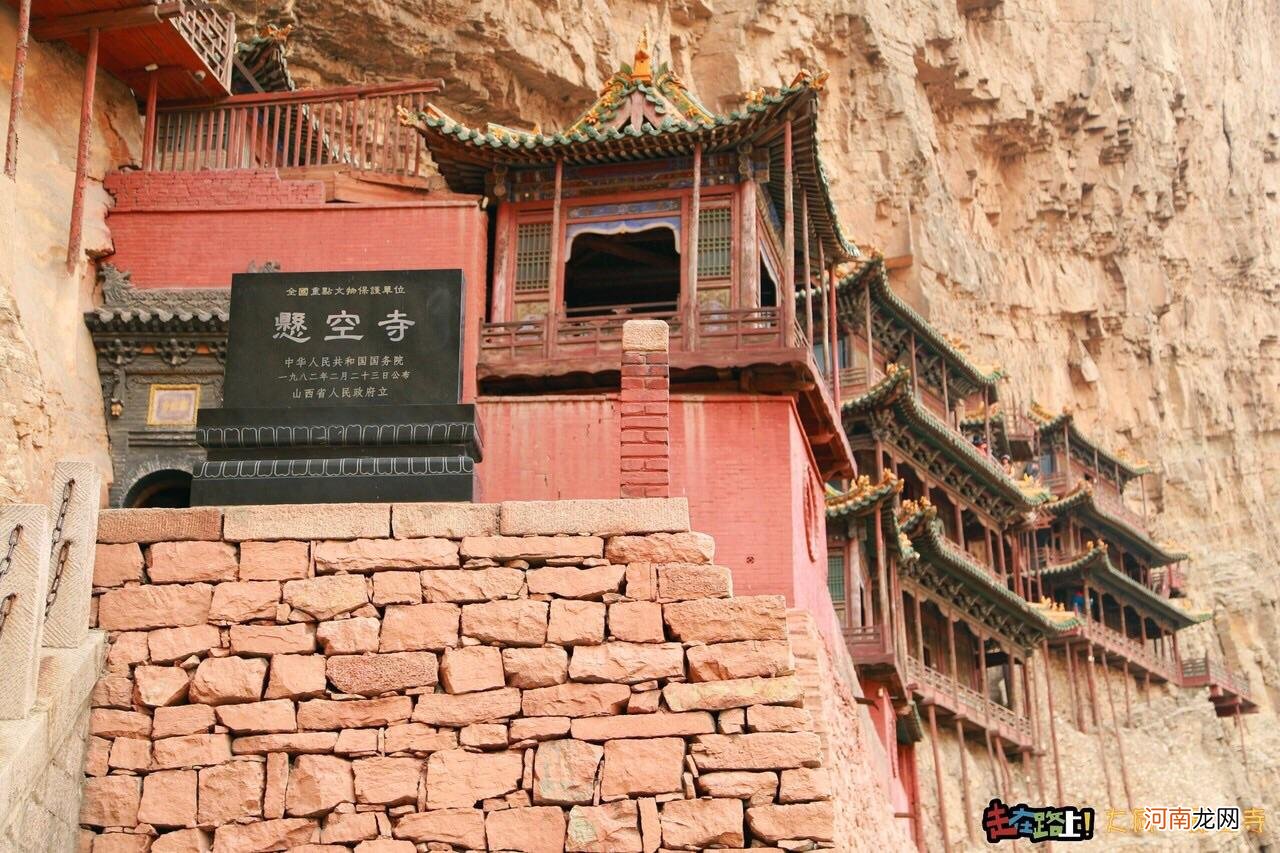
top-left (102, 170), bottom-right (488, 400)
top-left (476, 393), bottom-right (839, 646)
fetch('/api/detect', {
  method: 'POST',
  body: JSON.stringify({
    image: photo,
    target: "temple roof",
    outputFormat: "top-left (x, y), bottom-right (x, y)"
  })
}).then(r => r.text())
top-left (1030, 403), bottom-right (1151, 487)
top-left (825, 472), bottom-right (902, 520)
top-left (404, 35), bottom-right (859, 263)
top-left (843, 368), bottom-right (1049, 523)
top-left (233, 25), bottom-right (296, 95)
top-left (86, 265), bottom-right (229, 332)
top-left (1043, 484), bottom-right (1187, 566)
top-left (1038, 544), bottom-right (1207, 630)
top-left (897, 502), bottom-right (1069, 647)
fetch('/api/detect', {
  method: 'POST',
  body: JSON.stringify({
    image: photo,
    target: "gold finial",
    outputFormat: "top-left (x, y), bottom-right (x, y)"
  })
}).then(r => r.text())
top-left (633, 26), bottom-right (653, 82)
top-left (790, 68), bottom-right (830, 91)
top-left (259, 23), bottom-right (294, 43)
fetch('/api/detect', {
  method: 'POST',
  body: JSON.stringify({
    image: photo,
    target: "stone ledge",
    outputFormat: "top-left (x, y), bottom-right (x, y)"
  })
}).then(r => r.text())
top-left (97, 508), bottom-right (222, 544)
top-left (499, 498), bottom-right (690, 536)
top-left (0, 632), bottom-right (106, 832)
top-left (392, 503), bottom-right (500, 538)
top-left (223, 504), bottom-right (391, 542)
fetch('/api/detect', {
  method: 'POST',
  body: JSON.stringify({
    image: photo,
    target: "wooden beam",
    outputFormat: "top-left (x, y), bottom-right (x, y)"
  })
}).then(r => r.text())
top-left (782, 121), bottom-right (795, 346)
top-left (66, 26), bottom-right (99, 271)
top-left (32, 2), bottom-right (183, 42)
top-left (686, 142), bottom-right (701, 350)
top-left (926, 705), bottom-right (952, 853)
top-left (3, 0), bottom-right (32, 178)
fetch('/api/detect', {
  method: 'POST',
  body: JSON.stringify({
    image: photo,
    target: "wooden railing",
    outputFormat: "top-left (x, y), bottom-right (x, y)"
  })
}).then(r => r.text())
top-left (1079, 619), bottom-right (1175, 681)
top-left (1149, 564), bottom-right (1185, 596)
top-left (843, 624), bottom-right (886, 665)
top-left (480, 306), bottom-right (796, 363)
top-left (1181, 654), bottom-right (1250, 698)
top-left (172, 6), bottom-right (235, 90)
top-left (556, 310), bottom-right (682, 354)
top-left (147, 81), bottom-right (442, 176)
top-left (697, 307), bottom-right (786, 350)
top-left (903, 655), bottom-right (1031, 741)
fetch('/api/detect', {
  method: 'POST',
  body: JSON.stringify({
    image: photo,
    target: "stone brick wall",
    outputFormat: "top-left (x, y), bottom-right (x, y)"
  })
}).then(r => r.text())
top-left (104, 171), bottom-right (326, 210)
top-left (81, 499), bottom-right (836, 852)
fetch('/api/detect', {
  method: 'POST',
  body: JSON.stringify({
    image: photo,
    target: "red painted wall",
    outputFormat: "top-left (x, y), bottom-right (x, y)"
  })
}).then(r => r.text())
top-left (476, 392), bottom-right (837, 640)
top-left (102, 170), bottom-right (488, 400)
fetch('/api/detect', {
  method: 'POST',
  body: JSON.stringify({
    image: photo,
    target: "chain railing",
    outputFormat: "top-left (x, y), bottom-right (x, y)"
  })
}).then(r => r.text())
top-left (0, 524), bottom-right (22, 637)
top-left (45, 478), bottom-right (75, 618)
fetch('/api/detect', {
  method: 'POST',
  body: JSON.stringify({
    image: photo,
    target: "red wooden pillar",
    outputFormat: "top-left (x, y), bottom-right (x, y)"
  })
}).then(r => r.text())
top-left (1041, 642), bottom-right (1065, 802)
top-left (925, 704), bottom-right (952, 853)
top-left (801, 190), bottom-right (813, 348)
top-left (829, 263), bottom-right (840, 408)
top-left (685, 143), bottom-right (702, 350)
top-left (1084, 645), bottom-right (1115, 806)
top-left (955, 719), bottom-right (974, 844)
top-left (1100, 654), bottom-right (1134, 811)
top-left (141, 72), bottom-right (160, 172)
top-left (544, 157), bottom-right (564, 357)
top-left (66, 27), bottom-right (101, 270)
top-left (3, 0), bottom-right (32, 178)
top-left (782, 121), bottom-right (796, 347)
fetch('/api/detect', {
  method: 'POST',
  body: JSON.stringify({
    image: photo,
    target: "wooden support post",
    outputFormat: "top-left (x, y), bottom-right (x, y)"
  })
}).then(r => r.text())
top-left (926, 704), bottom-right (952, 853)
top-left (1041, 642), bottom-right (1065, 803)
top-left (1140, 474), bottom-right (1149, 520)
top-left (984, 387), bottom-right (993, 450)
top-left (3, 0), bottom-right (32, 178)
top-left (141, 71), bottom-right (159, 172)
top-left (66, 27), bottom-right (100, 271)
top-left (1100, 654), bottom-right (1134, 811)
top-left (1064, 643), bottom-right (1081, 731)
top-left (955, 719), bottom-right (974, 843)
top-left (941, 359), bottom-right (950, 416)
top-left (873, 446), bottom-right (891, 652)
top-left (1122, 661), bottom-right (1132, 726)
top-left (782, 121), bottom-right (795, 347)
top-left (910, 334), bottom-right (919, 396)
top-left (545, 157), bottom-right (564, 357)
top-left (1084, 645), bottom-right (1115, 807)
top-left (801, 190), bottom-right (813, 349)
top-left (863, 266), bottom-right (873, 377)
top-left (913, 593), bottom-right (925, 663)
top-left (686, 143), bottom-right (702, 350)
top-left (817, 241), bottom-right (829, 375)
top-left (829, 263), bottom-right (840, 407)
top-left (0, 505), bottom-right (50, 719)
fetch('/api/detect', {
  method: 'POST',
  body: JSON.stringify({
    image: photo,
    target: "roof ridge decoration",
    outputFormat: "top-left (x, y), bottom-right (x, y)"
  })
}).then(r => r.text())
top-left (834, 258), bottom-right (1006, 390)
top-left (825, 471), bottom-right (902, 518)
top-left (1043, 483), bottom-right (1187, 564)
top-left (1039, 542), bottom-right (1208, 629)
top-left (95, 265), bottom-right (230, 318)
top-left (1027, 400), bottom-right (1153, 477)
top-left (843, 366), bottom-right (1050, 517)
top-left (894, 503), bottom-right (1070, 645)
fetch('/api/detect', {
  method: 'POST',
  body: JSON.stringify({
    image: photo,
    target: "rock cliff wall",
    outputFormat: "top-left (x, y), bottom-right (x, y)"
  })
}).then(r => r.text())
top-left (215, 0), bottom-right (1279, 839)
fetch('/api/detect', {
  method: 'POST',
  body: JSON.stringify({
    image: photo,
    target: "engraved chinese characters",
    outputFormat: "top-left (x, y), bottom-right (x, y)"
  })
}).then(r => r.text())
top-left (221, 271), bottom-right (462, 409)
top-left (192, 269), bottom-right (478, 506)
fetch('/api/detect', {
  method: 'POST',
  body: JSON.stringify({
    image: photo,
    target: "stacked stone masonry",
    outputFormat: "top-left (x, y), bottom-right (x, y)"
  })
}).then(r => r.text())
top-left (618, 320), bottom-right (672, 500)
top-left (81, 500), bottom-right (834, 852)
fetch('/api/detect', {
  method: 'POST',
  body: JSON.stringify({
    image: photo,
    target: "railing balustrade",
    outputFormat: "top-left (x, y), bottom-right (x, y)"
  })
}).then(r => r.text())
top-left (903, 655), bottom-right (1030, 740)
top-left (147, 81), bottom-right (442, 177)
top-left (172, 6), bottom-right (235, 90)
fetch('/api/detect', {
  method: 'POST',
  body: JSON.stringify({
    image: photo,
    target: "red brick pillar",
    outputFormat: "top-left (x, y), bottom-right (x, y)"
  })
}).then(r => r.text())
top-left (620, 320), bottom-right (671, 498)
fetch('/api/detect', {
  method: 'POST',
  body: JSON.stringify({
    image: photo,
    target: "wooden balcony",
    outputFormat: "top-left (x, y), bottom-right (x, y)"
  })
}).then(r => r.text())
top-left (144, 80), bottom-right (443, 180)
top-left (1180, 655), bottom-right (1258, 716)
top-left (479, 305), bottom-right (854, 478)
top-left (24, 0), bottom-right (236, 101)
top-left (1056, 617), bottom-right (1177, 683)
top-left (903, 655), bottom-right (1031, 749)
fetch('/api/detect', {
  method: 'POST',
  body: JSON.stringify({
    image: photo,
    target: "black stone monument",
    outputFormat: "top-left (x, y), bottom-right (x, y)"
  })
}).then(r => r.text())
top-left (190, 269), bottom-right (480, 505)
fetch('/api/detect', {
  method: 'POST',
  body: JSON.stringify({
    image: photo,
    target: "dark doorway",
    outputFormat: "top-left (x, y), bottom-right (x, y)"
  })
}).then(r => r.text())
top-left (563, 226), bottom-right (680, 316)
top-left (760, 257), bottom-right (777, 307)
top-left (125, 469), bottom-right (193, 508)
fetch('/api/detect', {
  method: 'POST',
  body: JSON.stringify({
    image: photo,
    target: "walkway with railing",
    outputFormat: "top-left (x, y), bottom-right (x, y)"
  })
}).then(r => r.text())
top-left (145, 80), bottom-right (443, 177)
top-left (1076, 618), bottom-right (1176, 682)
top-left (481, 306), bottom-right (793, 363)
top-left (172, 5), bottom-right (236, 91)
top-left (1180, 654), bottom-right (1255, 711)
top-left (903, 655), bottom-right (1032, 745)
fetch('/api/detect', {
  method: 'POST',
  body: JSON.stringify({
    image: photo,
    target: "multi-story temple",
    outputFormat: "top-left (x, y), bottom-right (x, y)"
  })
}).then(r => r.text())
top-left (3, 4), bottom-right (1259, 848)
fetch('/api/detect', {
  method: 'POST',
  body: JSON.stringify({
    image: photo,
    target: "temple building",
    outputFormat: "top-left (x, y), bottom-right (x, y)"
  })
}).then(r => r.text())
top-left (0, 4), bottom-right (1257, 847)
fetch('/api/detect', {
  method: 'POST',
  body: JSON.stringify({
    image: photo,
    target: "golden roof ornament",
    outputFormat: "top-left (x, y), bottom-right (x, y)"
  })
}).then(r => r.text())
top-left (790, 68), bottom-right (829, 91)
top-left (260, 23), bottom-right (294, 43)
top-left (632, 27), bottom-right (653, 83)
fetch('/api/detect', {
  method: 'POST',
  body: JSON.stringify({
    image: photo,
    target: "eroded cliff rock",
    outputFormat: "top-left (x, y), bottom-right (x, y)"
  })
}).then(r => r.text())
top-left (219, 0), bottom-right (1279, 842)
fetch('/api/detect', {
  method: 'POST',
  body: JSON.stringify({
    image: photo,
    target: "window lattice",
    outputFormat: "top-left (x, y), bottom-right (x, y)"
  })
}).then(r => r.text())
top-left (827, 552), bottom-right (846, 604)
top-left (515, 221), bottom-right (552, 292)
top-left (697, 207), bottom-right (732, 278)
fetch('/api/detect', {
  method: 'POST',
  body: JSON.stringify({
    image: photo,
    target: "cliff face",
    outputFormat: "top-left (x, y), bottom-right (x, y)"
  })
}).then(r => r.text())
top-left (222, 0), bottom-right (1279, 835)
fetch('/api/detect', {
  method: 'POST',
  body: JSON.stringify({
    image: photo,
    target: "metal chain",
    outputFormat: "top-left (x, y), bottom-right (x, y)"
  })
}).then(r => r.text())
top-left (0, 525), bottom-right (23, 638)
top-left (44, 479), bottom-right (76, 618)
